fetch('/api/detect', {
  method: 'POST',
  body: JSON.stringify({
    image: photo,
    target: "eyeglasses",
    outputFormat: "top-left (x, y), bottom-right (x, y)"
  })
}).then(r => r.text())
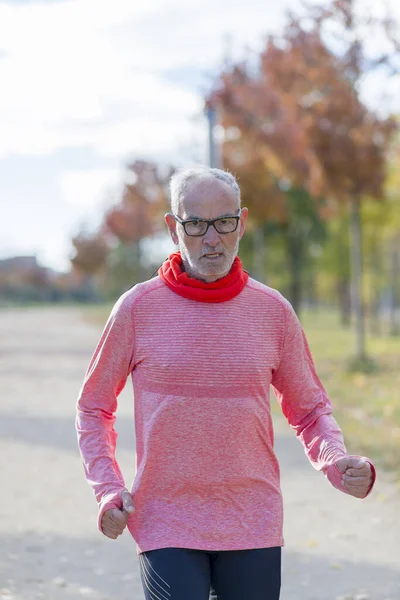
top-left (174, 211), bottom-right (241, 237)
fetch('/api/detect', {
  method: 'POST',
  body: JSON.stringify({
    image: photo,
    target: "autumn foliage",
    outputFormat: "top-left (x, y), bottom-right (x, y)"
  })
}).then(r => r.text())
top-left (70, 231), bottom-right (109, 276)
top-left (208, 19), bottom-right (396, 207)
top-left (104, 160), bottom-right (172, 244)
top-left (206, 1), bottom-right (399, 361)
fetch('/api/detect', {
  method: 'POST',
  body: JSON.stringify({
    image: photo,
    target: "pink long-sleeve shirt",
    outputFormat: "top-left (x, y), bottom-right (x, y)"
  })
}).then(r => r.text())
top-left (76, 276), bottom-right (375, 555)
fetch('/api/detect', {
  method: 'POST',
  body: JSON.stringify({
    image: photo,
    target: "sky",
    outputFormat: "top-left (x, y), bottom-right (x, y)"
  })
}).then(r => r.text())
top-left (0, 0), bottom-right (399, 272)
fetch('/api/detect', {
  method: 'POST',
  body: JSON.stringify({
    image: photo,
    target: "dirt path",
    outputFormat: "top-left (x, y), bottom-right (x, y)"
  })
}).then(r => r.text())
top-left (0, 306), bottom-right (399, 600)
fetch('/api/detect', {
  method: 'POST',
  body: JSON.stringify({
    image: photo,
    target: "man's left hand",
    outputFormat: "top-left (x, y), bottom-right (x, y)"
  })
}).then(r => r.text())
top-left (335, 457), bottom-right (373, 498)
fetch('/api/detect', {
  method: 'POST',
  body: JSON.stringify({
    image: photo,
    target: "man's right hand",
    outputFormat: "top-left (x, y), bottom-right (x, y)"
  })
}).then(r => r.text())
top-left (101, 490), bottom-right (135, 540)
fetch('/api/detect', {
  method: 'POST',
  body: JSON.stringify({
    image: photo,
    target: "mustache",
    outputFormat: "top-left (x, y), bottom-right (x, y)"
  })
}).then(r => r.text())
top-left (201, 249), bottom-right (224, 256)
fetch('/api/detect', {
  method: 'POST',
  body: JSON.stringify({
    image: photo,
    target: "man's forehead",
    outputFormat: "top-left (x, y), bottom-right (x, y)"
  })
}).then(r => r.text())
top-left (185, 177), bottom-right (230, 195)
top-left (179, 178), bottom-right (238, 214)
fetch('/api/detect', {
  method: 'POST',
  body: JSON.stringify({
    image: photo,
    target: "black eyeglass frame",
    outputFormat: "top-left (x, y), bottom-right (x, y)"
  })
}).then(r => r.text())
top-left (173, 211), bottom-right (242, 237)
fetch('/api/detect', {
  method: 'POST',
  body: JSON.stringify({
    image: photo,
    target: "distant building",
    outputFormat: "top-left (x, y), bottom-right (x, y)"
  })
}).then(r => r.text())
top-left (0, 255), bottom-right (50, 283)
top-left (0, 255), bottom-right (56, 301)
top-left (0, 255), bottom-right (39, 272)
top-left (0, 255), bottom-right (100, 302)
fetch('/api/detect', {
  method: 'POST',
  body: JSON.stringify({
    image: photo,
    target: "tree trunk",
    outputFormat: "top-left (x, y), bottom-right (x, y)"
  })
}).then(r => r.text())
top-left (390, 245), bottom-right (399, 336)
top-left (305, 272), bottom-right (318, 310)
top-left (337, 278), bottom-right (351, 327)
top-left (125, 241), bottom-right (142, 278)
top-left (369, 244), bottom-right (381, 336)
top-left (369, 295), bottom-right (381, 336)
top-left (349, 197), bottom-right (367, 360)
top-left (289, 266), bottom-right (302, 316)
top-left (285, 227), bottom-right (303, 317)
top-left (83, 274), bottom-right (97, 302)
top-left (252, 226), bottom-right (266, 283)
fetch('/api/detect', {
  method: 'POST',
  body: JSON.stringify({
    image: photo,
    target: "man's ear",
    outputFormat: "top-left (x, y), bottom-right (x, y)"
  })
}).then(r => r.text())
top-left (165, 213), bottom-right (179, 245)
top-left (238, 207), bottom-right (248, 239)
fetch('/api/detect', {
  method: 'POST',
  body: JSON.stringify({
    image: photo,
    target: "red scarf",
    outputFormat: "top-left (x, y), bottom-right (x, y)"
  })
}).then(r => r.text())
top-left (159, 252), bottom-right (248, 303)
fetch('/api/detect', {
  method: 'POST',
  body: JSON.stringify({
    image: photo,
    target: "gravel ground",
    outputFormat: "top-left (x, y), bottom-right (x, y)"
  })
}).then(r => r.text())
top-left (0, 306), bottom-right (399, 600)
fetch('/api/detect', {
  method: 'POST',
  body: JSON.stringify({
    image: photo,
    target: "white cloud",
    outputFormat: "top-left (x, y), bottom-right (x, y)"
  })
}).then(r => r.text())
top-left (0, 2), bottom-right (185, 156)
top-left (0, 0), bottom-right (399, 160)
top-left (59, 167), bottom-right (124, 210)
top-left (0, 0), bottom-right (293, 160)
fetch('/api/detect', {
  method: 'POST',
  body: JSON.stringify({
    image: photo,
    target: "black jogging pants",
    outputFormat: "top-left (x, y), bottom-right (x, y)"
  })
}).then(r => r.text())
top-left (138, 546), bottom-right (281, 600)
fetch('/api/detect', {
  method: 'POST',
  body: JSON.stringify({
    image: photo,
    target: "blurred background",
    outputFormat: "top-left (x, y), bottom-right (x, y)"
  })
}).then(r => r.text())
top-left (1, 0), bottom-right (400, 335)
top-left (1, 1), bottom-right (400, 598)
top-left (1, 0), bottom-right (399, 460)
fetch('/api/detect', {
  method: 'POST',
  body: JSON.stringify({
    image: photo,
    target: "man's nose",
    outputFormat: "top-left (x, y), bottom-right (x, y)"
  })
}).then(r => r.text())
top-left (203, 223), bottom-right (221, 245)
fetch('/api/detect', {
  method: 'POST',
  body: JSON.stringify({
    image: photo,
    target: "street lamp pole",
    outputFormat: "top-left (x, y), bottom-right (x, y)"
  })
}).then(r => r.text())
top-left (206, 105), bottom-right (221, 168)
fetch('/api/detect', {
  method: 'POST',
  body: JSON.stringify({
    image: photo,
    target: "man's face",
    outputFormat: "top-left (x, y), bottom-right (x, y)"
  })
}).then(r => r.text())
top-left (165, 178), bottom-right (248, 282)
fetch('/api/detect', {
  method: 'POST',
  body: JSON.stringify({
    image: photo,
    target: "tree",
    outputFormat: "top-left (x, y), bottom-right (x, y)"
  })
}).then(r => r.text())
top-left (70, 230), bottom-right (109, 275)
top-left (70, 230), bottom-right (110, 300)
top-left (105, 160), bottom-right (171, 242)
top-left (207, 65), bottom-right (329, 314)
top-left (102, 160), bottom-right (173, 293)
top-left (221, 134), bottom-right (286, 284)
top-left (207, 2), bottom-right (398, 365)
top-left (296, 0), bottom-right (399, 360)
top-left (369, 134), bottom-right (400, 335)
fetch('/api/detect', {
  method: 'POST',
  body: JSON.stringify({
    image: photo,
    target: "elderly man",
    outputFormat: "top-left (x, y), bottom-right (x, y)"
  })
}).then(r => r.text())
top-left (76, 166), bottom-right (375, 600)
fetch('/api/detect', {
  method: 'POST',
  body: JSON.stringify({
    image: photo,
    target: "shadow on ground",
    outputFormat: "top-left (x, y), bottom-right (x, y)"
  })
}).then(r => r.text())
top-left (0, 413), bottom-right (137, 455)
top-left (0, 532), bottom-right (399, 600)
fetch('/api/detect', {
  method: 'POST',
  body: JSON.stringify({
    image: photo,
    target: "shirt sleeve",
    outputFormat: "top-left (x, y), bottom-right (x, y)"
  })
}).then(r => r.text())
top-left (271, 298), bottom-right (376, 499)
top-left (75, 292), bottom-right (136, 532)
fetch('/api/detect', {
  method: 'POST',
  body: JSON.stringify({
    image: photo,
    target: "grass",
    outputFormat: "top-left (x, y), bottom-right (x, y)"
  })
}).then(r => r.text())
top-left (290, 309), bottom-right (400, 481)
top-left (82, 304), bottom-right (400, 481)
top-left (81, 303), bottom-right (114, 329)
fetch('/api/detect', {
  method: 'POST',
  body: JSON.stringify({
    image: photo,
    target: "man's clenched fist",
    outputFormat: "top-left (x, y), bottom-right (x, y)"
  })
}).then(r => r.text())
top-left (335, 457), bottom-right (373, 498)
top-left (101, 490), bottom-right (135, 540)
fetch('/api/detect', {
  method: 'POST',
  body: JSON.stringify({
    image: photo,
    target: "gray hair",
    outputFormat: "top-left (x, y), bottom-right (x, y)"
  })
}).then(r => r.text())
top-left (169, 166), bottom-right (241, 214)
